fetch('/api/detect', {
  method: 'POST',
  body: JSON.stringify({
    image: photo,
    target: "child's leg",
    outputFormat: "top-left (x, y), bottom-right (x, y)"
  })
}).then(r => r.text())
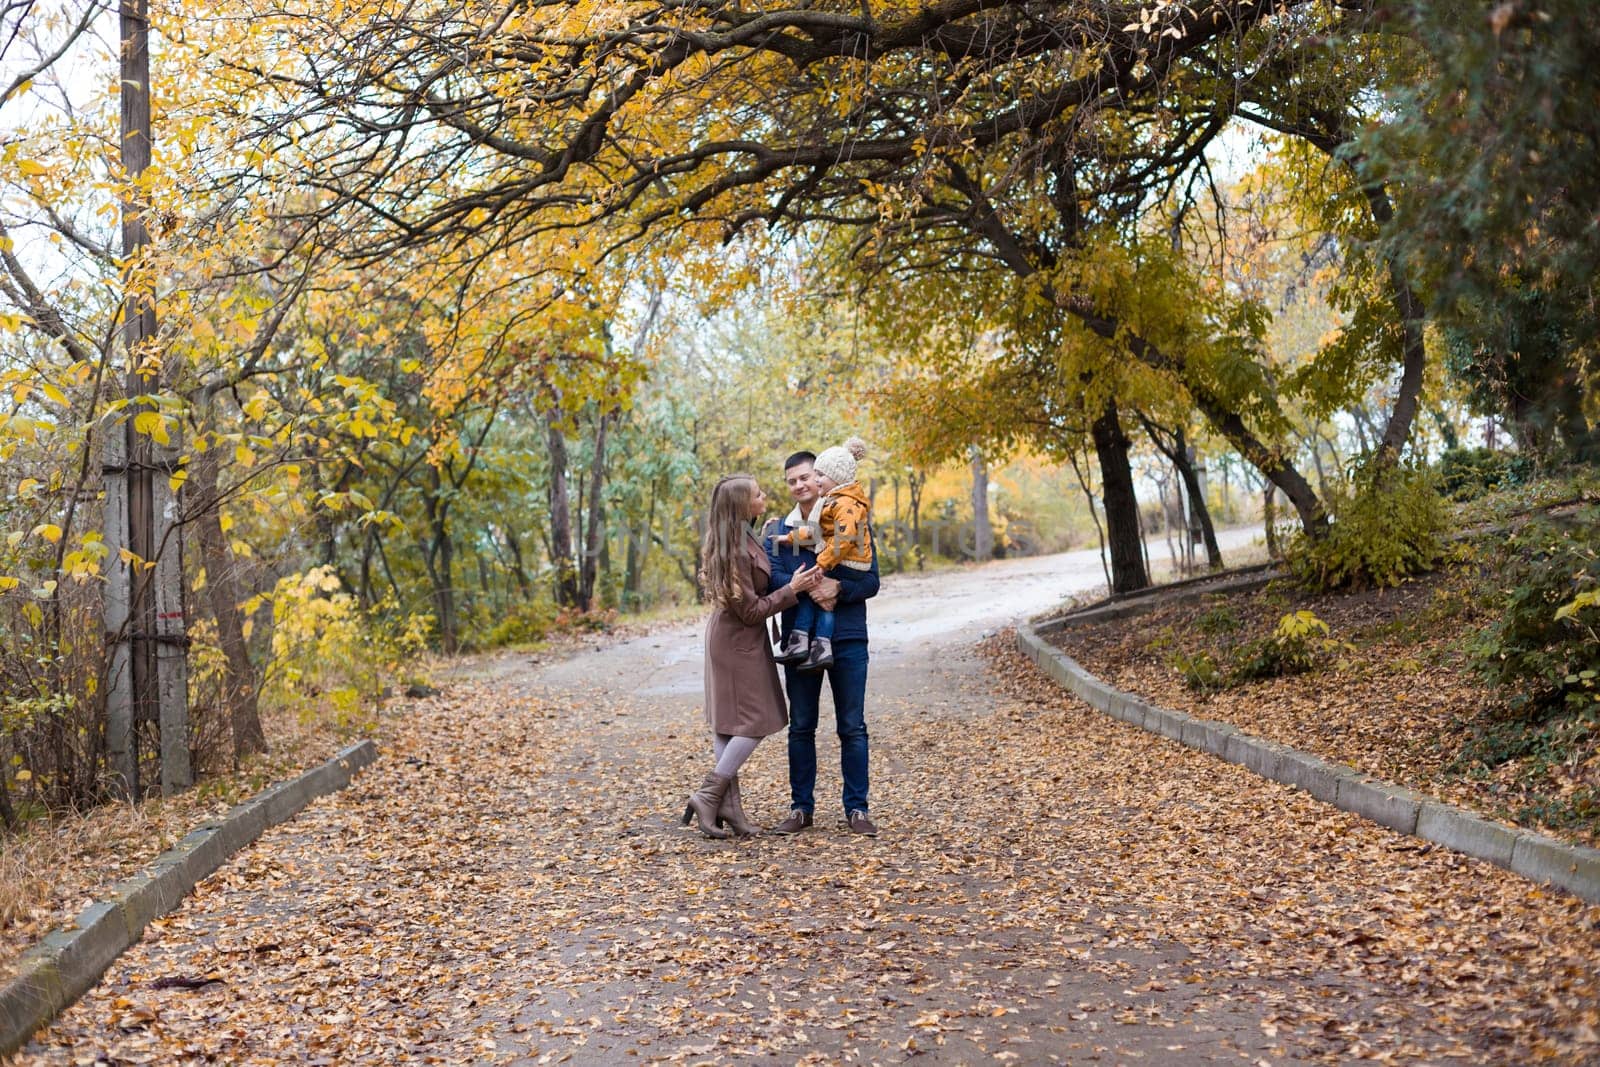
top-left (776, 598), bottom-right (816, 662)
top-left (814, 607), bottom-right (835, 641)
top-left (795, 606), bottom-right (836, 670)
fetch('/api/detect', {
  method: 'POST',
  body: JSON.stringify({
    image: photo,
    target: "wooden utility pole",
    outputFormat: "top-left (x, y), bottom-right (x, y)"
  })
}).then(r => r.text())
top-left (106, 0), bottom-right (190, 798)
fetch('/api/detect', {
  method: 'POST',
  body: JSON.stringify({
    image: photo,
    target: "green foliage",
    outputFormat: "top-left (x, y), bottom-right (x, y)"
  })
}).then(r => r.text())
top-left (1448, 706), bottom-right (1600, 833)
top-left (1435, 446), bottom-right (1530, 501)
top-left (481, 601), bottom-right (560, 649)
top-left (1286, 461), bottom-right (1446, 591)
top-left (1194, 603), bottom-right (1241, 637)
top-left (1467, 508), bottom-right (1600, 718)
top-left (1229, 611), bottom-right (1338, 683)
top-left (1441, 285), bottom-right (1599, 464)
top-left (1170, 649), bottom-right (1225, 693)
top-left (1448, 509), bottom-right (1600, 831)
top-left (1454, 466), bottom-right (1600, 529)
top-left (1172, 610), bottom-right (1344, 692)
top-left (1369, 0), bottom-right (1600, 461)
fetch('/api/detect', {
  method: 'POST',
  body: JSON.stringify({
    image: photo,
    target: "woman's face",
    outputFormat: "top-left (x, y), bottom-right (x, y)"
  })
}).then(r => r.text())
top-left (748, 485), bottom-right (768, 519)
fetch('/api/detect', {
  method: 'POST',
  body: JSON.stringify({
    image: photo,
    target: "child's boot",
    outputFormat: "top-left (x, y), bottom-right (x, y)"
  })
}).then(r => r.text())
top-left (774, 631), bottom-right (810, 665)
top-left (797, 635), bottom-right (833, 671)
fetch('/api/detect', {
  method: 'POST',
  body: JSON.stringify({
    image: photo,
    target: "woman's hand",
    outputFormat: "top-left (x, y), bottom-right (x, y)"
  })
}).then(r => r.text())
top-left (790, 563), bottom-right (822, 592)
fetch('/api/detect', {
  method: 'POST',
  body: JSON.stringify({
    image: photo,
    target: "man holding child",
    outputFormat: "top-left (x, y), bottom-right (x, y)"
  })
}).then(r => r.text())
top-left (764, 441), bottom-right (881, 836)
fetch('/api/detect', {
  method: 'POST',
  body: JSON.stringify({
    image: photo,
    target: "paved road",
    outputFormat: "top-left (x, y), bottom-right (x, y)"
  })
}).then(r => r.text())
top-left (541, 524), bottom-right (1267, 704)
top-left (26, 526), bottom-right (1599, 1065)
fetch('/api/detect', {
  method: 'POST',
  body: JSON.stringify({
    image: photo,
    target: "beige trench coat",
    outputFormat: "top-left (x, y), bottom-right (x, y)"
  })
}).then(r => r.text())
top-left (703, 530), bottom-right (797, 738)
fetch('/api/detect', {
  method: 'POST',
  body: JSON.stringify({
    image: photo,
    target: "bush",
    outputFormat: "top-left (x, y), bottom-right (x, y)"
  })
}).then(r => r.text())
top-left (1436, 446), bottom-right (1530, 501)
top-left (1468, 507), bottom-right (1600, 718)
top-left (1229, 610), bottom-right (1343, 683)
top-left (1194, 603), bottom-right (1241, 636)
top-left (1172, 610), bottom-right (1343, 691)
top-left (263, 568), bottom-right (433, 725)
top-left (482, 600), bottom-right (559, 649)
top-left (1286, 461), bottom-right (1447, 591)
top-left (0, 591), bottom-right (106, 822)
top-left (1171, 649), bottom-right (1225, 692)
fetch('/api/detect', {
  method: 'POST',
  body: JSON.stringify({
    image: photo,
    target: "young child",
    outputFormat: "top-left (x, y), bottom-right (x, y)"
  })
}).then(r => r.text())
top-left (775, 437), bottom-right (874, 671)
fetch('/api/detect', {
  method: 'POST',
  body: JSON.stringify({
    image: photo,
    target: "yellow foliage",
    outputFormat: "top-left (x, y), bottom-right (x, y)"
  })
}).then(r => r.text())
top-left (263, 567), bottom-right (433, 726)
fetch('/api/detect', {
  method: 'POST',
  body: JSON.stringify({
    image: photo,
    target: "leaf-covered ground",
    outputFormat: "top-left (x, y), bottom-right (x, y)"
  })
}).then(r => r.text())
top-left (19, 608), bottom-right (1600, 1065)
top-left (1050, 566), bottom-right (1599, 849)
top-left (0, 703), bottom-right (373, 987)
top-left (0, 624), bottom-right (660, 988)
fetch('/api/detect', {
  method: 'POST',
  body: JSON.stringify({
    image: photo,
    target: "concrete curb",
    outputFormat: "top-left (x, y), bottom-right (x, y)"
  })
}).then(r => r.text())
top-left (1032, 567), bottom-right (1280, 634)
top-left (1015, 623), bottom-right (1600, 905)
top-left (0, 739), bottom-right (378, 1056)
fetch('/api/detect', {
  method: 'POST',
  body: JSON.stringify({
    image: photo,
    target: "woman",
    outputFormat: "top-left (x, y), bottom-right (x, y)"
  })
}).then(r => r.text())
top-left (683, 474), bottom-right (822, 839)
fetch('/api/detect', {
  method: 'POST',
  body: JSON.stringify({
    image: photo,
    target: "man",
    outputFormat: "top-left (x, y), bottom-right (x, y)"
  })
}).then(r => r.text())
top-left (765, 450), bottom-right (880, 836)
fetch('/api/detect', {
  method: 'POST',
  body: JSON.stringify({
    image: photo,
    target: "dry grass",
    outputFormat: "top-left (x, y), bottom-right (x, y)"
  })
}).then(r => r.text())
top-left (0, 697), bottom-right (372, 985)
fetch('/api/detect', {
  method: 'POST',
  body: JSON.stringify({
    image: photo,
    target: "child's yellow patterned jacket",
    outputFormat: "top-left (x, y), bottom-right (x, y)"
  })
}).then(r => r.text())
top-left (794, 482), bottom-right (874, 572)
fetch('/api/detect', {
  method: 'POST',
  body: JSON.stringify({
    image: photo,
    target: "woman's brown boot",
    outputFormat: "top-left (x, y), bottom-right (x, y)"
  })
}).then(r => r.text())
top-left (681, 772), bottom-right (733, 839)
top-left (718, 775), bottom-right (763, 836)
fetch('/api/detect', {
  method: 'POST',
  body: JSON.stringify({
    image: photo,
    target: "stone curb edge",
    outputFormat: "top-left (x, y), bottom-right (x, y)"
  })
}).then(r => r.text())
top-left (1040, 518), bottom-right (1510, 633)
top-left (1014, 623), bottom-right (1600, 906)
top-left (0, 739), bottom-right (378, 1057)
top-left (1034, 568), bottom-right (1279, 632)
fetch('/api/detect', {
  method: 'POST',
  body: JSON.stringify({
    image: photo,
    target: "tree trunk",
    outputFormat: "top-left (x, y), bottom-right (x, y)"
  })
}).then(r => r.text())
top-left (504, 526), bottom-right (532, 600)
top-left (1351, 403), bottom-right (1378, 454)
top-left (969, 445), bottom-right (993, 562)
top-left (579, 410), bottom-right (612, 610)
top-left (104, 0), bottom-right (189, 798)
top-left (1175, 439), bottom-right (1223, 570)
top-left (1074, 304), bottom-right (1328, 538)
top-left (1309, 432), bottom-right (1331, 501)
top-left (358, 530), bottom-right (375, 605)
top-left (422, 469), bottom-right (458, 653)
top-left (1068, 449), bottom-right (1113, 590)
top-left (891, 478), bottom-right (903, 571)
top-left (374, 532), bottom-right (403, 603)
top-left (908, 470), bottom-right (926, 571)
top-left (1263, 486), bottom-right (1281, 560)
top-left (1219, 455), bottom-right (1232, 524)
top-left (192, 447), bottom-right (267, 760)
top-left (946, 165), bottom-right (1329, 543)
top-left (1211, 404), bottom-right (1326, 539)
top-left (434, 529), bottom-right (456, 653)
top-left (1366, 185), bottom-right (1428, 466)
top-left (1090, 401), bottom-right (1149, 594)
top-left (545, 414), bottom-right (580, 608)
top-left (623, 487), bottom-right (655, 612)
top-left (1155, 474), bottom-right (1180, 574)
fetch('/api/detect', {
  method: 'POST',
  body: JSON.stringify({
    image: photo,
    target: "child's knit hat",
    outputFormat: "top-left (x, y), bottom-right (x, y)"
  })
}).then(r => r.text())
top-left (813, 436), bottom-right (868, 486)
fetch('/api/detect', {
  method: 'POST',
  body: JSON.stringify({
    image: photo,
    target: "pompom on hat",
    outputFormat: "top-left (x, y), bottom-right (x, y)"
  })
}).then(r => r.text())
top-left (812, 436), bottom-right (868, 486)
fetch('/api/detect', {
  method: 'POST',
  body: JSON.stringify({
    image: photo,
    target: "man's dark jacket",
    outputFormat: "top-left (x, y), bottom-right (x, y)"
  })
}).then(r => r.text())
top-left (763, 512), bottom-right (879, 642)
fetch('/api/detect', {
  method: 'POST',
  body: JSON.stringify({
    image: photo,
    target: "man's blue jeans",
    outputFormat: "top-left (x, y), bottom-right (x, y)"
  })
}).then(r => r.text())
top-left (785, 639), bottom-right (869, 815)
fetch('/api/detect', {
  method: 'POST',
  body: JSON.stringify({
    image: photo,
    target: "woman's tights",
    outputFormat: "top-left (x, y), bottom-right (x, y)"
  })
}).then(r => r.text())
top-left (712, 733), bottom-right (760, 777)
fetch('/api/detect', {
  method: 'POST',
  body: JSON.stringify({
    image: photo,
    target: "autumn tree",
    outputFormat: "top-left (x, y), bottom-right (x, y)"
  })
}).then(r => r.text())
top-left (208, 0), bottom-right (1344, 550)
top-left (1370, 0), bottom-right (1600, 464)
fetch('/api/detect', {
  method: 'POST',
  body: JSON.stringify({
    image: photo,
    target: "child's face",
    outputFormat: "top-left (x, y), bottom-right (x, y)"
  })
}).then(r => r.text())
top-left (814, 471), bottom-right (838, 493)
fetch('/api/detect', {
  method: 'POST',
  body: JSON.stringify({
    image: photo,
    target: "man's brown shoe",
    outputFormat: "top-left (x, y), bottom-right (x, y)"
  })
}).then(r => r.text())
top-left (847, 810), bottom-right (879, 836)
top-left (772, 809), bottom-right (813, 835)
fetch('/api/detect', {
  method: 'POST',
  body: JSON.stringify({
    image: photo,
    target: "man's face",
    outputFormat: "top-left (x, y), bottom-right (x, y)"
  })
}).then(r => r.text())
top-left (784, 461), bottom-right (817, 507)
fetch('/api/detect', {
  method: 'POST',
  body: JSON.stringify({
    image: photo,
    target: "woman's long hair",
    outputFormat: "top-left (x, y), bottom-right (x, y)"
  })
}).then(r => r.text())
top-left (700, 475), bottom-right (759, 606)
